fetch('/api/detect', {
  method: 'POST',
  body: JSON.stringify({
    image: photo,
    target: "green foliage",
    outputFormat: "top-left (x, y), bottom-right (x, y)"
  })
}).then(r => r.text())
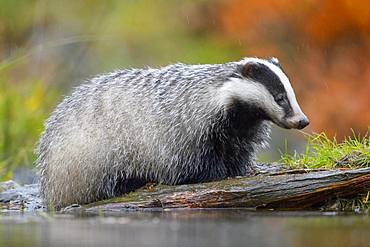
top-left (0, 76), bottom-right (59, 180)
top-left (281, 129), bottom-right (370, 169)
top-left (281, 130), bottom-right (370, 212)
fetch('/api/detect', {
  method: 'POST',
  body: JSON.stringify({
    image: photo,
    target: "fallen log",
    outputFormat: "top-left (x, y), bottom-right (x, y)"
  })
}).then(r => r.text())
top-left (2, 165), bottom-right (370, 213)
top-left (79, 166), bottom-right (370, 213)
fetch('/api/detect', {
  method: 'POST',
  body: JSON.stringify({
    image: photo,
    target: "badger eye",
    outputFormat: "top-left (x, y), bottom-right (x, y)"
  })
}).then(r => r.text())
top-left (275, 95), bottom-right (286, 104)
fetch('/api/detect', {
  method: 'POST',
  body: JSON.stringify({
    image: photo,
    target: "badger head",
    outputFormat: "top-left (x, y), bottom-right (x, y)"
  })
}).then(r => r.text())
top-left (219, 57), bottom-right (309, 129)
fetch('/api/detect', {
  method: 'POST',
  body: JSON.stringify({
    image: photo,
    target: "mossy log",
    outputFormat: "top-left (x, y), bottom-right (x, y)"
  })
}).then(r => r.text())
top-left (79, 166), bottom-right (370, 213)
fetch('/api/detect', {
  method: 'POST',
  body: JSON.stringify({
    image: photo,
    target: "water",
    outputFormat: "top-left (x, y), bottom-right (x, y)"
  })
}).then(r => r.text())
top-left (1, 210), bottom-right (369, 247)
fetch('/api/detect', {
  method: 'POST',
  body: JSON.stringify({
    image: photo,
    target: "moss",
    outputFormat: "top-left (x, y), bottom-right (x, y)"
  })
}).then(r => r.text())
top-left (85, 192), bottom-right (142, 208)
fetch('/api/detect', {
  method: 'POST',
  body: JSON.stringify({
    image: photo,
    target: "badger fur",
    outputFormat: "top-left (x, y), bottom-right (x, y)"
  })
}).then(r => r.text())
top-left (37, 57), bottom-right (309, 209)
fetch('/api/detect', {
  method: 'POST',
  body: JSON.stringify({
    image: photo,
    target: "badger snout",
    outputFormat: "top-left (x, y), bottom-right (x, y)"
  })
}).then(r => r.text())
top-left (297, 117), bottom-right (309, 129)
top-left (285, 115), bottom-right (309, 129)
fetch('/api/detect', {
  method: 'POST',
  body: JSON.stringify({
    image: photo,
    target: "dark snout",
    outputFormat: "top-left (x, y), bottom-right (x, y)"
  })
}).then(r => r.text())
top-left (297, 117), bottom-right (310, 129)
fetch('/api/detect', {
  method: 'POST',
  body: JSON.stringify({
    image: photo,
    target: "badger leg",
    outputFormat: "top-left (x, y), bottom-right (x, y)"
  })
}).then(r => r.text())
top-left (113, 177), bottom-right (147, 196)
top-left (40, 161), bottom-right (109, 209)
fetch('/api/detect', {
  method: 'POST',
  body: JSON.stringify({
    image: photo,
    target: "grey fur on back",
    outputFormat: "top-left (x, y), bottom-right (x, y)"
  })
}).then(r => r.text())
top-left (37, 61), bottom-right (271, 209)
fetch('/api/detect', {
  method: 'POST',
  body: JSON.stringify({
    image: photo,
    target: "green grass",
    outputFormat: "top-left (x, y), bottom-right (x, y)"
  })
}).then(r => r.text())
top-left (281, 129), bottom-right (370, 212)
top-left (281, 129), bottom-right (370, 169)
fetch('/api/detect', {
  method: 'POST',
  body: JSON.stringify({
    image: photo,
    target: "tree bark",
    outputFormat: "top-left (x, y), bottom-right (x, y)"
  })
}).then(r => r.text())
top-left (79, 166), bottom-right (370, 213)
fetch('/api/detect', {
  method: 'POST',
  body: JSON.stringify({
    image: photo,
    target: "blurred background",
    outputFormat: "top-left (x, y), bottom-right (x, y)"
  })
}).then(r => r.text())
top-left (0, 0), bottom-right (369, 183)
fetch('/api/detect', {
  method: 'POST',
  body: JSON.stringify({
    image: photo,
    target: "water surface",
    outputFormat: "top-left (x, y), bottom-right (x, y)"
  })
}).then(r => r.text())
top-left (1, 210), bottom-right (369, 247)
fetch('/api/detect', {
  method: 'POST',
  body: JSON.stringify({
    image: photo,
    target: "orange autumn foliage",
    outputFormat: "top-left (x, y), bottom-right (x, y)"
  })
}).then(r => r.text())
top-left (212, 0), bottom-right (370, 138)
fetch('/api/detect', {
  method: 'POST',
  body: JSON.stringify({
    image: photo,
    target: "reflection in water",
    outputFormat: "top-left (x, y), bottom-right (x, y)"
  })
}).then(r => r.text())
top-left (0, 210), bottom-right (369, 247)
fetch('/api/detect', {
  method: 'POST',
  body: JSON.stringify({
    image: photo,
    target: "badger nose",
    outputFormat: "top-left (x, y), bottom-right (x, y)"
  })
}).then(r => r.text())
top-left (297, 117), bottom-right (310, 129)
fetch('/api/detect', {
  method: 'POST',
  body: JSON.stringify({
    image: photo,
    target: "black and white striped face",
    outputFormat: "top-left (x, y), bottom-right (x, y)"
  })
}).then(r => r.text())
top-left (219, 57), bottom-right (309, 129)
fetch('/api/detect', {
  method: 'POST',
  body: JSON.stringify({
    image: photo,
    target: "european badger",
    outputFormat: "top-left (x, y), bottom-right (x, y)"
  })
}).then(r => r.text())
top-left (37, 57), bottom-right (309, 209)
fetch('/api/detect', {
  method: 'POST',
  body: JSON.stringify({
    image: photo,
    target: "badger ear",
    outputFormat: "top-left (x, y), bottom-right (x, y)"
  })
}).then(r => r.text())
top-left (268, 57), bottom-right (280, 66)
top-left (241, 62), bottom-right (260, 78)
